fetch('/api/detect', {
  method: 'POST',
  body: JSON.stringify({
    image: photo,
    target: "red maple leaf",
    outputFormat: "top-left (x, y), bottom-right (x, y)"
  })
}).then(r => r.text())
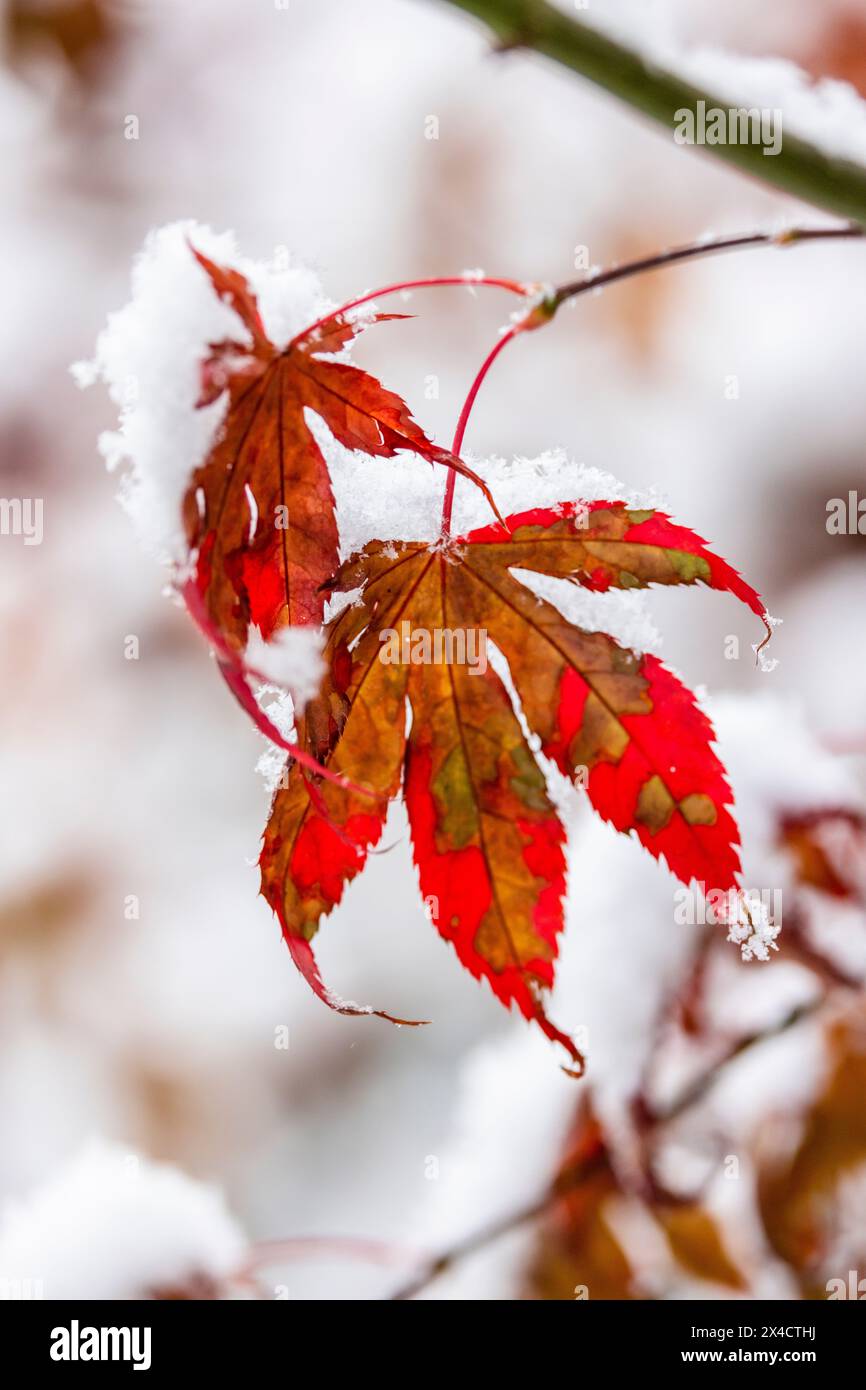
top-left (259, 500), bottom-right (767, 1068)
top-left (182, 247), bottom-right (499, 657)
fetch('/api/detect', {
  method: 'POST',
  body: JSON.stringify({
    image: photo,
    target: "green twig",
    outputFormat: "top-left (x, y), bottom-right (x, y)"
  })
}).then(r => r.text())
top-left (438, 0), bottom-right (866, 224)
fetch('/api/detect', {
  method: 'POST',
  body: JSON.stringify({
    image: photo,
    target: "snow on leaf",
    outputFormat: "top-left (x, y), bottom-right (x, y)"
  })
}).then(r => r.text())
top-left (243, 625), bottom-right (324, 710)
top-left (185, 246), bottom-right (500, 655)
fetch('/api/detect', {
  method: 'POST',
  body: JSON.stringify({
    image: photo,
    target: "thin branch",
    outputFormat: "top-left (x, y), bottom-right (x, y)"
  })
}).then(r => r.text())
top-left (550, 224), bottom-right (864, 312)
top-left (243, 1235), bottom-right (422, 1273)
top-left (443, 223), bottom-right (864, 461)
top-left (438, 0), bottom-right (866, 224)
top-left (441, 323), bottom-right (521, 536)
top-left (289, 274), bottom-right (532, 350)
top-left (391, 1150), bottom-right (607, 1301)
top-left (646, 995), bottom-right (827, 1126)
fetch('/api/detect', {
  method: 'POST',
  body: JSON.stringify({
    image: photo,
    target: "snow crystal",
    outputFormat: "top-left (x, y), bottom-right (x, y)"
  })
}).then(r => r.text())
top-left (75, 221), bottom-right (332, 565)
top-left (68, 359), bottom-right (98, 389)
top-left (508, 284), bottom-right (553, 326)
top-left (754, 612), bottom-right (783, 673)
top-left (245, 625), bottom-right (324, 709)
top-left (344, 298), bottom-right (382, 331)
top-left (724, 892), bottom-right (781, 963)
top-left (254, 689), bottom-right (295, 794)
top-left (705, 693), bottom-right (864, 961)
top-left (0, 1139), bottom-right (245, 1300)
top-left (327, 445), bottom-right (659, 557)
top-left (460, 268), bottom-right (488, 295)
top-left (255, 747), bottom-right (287, 797)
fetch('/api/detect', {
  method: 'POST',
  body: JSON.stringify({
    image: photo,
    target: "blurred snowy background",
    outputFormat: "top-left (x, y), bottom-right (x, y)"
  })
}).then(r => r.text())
top-left (1, 0), bottom-right (865, 1300)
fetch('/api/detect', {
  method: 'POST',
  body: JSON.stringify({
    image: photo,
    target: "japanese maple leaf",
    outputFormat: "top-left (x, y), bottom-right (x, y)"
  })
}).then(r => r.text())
top-left (182, 247), bottom-right (498, 656)
top-left (259, 501), bottom-right (768, 1068)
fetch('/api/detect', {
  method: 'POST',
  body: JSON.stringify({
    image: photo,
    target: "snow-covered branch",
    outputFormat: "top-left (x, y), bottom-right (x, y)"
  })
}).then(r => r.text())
top-left (440, 0), bottom-right (866, 223)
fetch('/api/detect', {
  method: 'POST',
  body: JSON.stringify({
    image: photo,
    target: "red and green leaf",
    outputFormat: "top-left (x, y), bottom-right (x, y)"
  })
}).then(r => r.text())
top-left (260, 503), bottom-right (765, 1065)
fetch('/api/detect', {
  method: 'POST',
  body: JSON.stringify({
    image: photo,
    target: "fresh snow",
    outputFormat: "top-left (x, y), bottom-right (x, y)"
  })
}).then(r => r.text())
top-left (0, 1140), bottom-right (245, 1300)
top-left (245, 625), bottom-right (324, 709)
top-left (73, 220), bottom-right (331, 565)
top-left (583, 0), bottom-right (866, 174)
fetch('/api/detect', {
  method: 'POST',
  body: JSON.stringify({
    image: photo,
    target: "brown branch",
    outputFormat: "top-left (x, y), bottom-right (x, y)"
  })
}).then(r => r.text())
top-left (391, 1150), bottom-right (608, 1301)
top-left (547, 225), bottom-right (865, 314)
top-left (645, 995), bottom-right (826, 1127)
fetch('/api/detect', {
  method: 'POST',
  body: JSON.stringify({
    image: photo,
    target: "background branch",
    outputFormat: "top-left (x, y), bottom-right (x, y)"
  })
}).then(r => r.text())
top-left (390, 989), bottom-right (847, 1299)
top-left (438, 0), bottom-right (866, 224)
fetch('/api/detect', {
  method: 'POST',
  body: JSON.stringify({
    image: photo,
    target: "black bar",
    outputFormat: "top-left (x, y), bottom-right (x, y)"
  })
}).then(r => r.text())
top-left (1, 1297), bottom-right (861, 1374)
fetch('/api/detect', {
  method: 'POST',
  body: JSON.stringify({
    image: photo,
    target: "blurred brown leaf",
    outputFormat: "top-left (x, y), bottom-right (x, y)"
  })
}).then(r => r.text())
top-left (0, 872), bottom-right (94, 957)
top-left (529, 1095), bottom-right (749, 1298)
top-left (803, 12), bottom-right (866, 97)
top-left (781, 811), bottom-right (866, 901)
top-left (6, 0), bottom-right (120, 84)
top-left (757, 1009), bottom-right (866, 1297)
top-left (657, 1203), bottom-right (747, 1291)
top-left (528, 1102), bottom-right (636, 1300)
